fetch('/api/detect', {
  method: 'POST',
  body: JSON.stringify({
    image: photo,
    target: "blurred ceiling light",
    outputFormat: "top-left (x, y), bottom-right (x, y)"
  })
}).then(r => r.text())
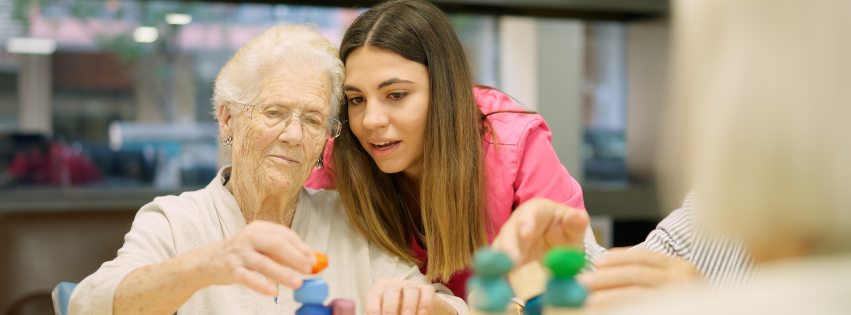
top-left (5, 37), bottom-right (57, 54)
top-left (133, 26), bottom-right (159, 43)
top-left (166, 13), bottom-right (192, 25)
top-left (109, 122), bottom-right (123, 151)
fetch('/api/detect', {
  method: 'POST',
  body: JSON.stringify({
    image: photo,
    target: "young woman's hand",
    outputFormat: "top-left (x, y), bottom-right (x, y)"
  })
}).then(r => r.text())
top-left (578, 248), bottom-right (703, 308)
top-left (491, 198), bottom-right (589, 266)
top-left (195, 220), bottom-right (317, 295)
top-left (365, 278), bottom-right (456, 315)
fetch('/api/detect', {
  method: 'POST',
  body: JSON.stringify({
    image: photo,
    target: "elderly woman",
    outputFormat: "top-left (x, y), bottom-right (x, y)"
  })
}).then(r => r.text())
top-left (69, 25), bottom-right (465, 315)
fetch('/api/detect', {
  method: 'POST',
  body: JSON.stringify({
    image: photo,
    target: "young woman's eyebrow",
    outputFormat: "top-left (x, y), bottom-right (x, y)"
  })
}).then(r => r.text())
top-left (377, 78), bottom-right (413, 89)
top-left (343, 85), bottom-right (361, 92)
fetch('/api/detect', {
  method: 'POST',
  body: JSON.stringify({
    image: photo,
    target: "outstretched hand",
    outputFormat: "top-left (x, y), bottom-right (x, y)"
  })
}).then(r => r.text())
top-left (365, 278), bottom-right (456, 315)
top-left (198, 220), bottom-right (317, 295)
top-left (579, 248), bottom-right (703, 308)
top-left (491, 198), bottom-right (589, 266)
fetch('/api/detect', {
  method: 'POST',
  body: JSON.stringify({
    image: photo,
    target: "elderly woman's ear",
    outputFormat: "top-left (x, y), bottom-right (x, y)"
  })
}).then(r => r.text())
top-left (217, 101), bottom-right (234, 142)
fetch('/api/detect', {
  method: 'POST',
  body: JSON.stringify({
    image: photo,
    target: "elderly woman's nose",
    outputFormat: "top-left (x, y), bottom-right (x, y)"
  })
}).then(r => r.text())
top-left (362, 103), bottom-right (390, 130)
top-left (277, 119), bottom-right (305, 145)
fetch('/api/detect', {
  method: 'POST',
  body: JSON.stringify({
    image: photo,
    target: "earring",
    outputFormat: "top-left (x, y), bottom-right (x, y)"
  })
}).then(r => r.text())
top-left (315, 155), bottom-right (324, 169)
top-left (222, 135), bottom-right (233, 147)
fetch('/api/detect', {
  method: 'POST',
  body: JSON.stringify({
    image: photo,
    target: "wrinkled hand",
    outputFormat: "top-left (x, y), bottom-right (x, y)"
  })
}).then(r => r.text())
top-left (491, 198), bottom-right (589, 266)
top-left (579, 248), bottom-right (703, 308)
top-left (366, 278), bottom-right (454, 315)
top-left (197, 220), bottom-right (316, 295)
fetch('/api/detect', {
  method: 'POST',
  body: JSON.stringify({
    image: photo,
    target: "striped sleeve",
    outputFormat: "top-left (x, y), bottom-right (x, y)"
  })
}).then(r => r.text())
top-left (583, 225), bottom-right (606, 271)
top-left (633, 195), bottom-right (697, 258)
top-left (633, 192), bottom-right (755, 291)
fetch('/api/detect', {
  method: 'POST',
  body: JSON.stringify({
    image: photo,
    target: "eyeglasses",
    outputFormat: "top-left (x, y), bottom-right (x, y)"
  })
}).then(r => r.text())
top-left (238, 103), bottom-right (342, 140)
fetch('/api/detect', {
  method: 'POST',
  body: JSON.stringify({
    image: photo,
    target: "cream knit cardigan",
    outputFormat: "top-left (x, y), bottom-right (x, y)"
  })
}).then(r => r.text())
top-left (70, 166), bottom-right (466, 315)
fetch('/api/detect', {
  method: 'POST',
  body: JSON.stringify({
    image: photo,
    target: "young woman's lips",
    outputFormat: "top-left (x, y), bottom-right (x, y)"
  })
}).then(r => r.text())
top-left (370, 140), bottom-right (401, 157)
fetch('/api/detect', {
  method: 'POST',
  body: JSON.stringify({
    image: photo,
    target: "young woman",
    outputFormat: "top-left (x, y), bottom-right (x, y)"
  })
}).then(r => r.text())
top-left (306, 0), bottom-right (590, 312)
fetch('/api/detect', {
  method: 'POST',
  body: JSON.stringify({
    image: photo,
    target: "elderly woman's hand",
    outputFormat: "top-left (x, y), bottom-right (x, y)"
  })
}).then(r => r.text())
top-left (196, 220), bottom-right (317, 295)
top-left (366, 278), bottom-right (456, 315)
top-left (578, 248), bottom-right (703, 309)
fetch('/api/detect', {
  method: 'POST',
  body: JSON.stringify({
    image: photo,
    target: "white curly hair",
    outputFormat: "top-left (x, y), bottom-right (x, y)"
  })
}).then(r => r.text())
top-left (212, 24), bottom-right (344, 119)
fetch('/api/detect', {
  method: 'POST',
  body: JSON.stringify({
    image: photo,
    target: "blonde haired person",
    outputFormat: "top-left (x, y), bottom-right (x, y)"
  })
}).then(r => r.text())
top-left (69, 25), bottom-right (465, 315)
top-left (592, 0), bottom-right (851, 313)
top-left (493, 0), bottom-right (851, 313)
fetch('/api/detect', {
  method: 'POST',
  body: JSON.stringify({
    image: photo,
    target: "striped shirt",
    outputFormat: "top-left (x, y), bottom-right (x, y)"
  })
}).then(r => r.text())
top-left (584, 193), bottom-right (755, 291)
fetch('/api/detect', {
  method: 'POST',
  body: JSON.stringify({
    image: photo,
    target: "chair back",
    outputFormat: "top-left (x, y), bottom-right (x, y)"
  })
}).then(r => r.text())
top-left (0, 210), bottom-right (135, 314)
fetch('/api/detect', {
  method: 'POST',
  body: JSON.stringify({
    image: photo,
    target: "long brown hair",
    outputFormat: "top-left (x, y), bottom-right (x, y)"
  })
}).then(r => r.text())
top-left (333, 0), bottom-right (489, 282)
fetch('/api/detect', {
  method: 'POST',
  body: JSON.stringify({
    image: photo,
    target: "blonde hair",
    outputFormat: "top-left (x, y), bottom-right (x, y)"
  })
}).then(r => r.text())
top-left (664, 0), bottom-right (851, 255)
top-left (212, 25), bottom-right (344, 118)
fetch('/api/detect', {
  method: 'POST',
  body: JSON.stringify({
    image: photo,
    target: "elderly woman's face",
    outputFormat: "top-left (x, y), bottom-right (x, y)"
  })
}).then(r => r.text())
top-left (230, 65), bottom-right (331, 192)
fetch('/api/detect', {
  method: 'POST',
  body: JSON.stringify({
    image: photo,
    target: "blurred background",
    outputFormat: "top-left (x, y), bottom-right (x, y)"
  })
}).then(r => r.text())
top-left (0, 0), bottom-right (670, 313)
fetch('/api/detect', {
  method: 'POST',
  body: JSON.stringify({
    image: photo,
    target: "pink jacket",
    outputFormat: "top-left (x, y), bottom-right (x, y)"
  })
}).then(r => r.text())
top-left (304, 87), bottom-right (585, 296)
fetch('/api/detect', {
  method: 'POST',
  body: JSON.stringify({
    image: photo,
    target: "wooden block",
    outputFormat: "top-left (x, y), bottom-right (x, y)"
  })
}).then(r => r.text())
top-left (329, 299), bottom-right (355, 315)
top-left (468, 304), bottom-right (517, 315)
top-left (467, 287), bottom-right (518, 315)
top-left (311, 251), bottom-right (328, 274)
top-left (543, 307), bottom-right (585, 315)
top-left (507, 261), bottom-right (548, 301)
top-left (293, 279), bottom-right (328, 304)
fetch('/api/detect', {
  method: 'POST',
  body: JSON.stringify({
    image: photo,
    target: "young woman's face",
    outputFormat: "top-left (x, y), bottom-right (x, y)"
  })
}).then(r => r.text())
top-left (344, 46), bottom-right (430, 178)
